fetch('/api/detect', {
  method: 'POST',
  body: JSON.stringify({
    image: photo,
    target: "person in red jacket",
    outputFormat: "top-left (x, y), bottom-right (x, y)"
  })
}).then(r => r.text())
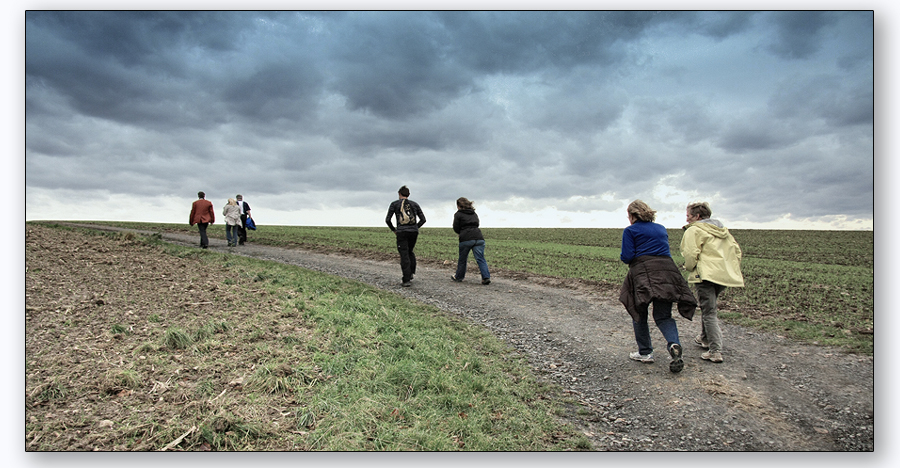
top-left (189, 191), bottom-right (215, 249)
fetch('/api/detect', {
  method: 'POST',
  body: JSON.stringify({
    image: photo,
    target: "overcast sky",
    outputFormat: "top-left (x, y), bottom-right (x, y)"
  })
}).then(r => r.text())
top-left (24, 9), bottom-right (876, 230)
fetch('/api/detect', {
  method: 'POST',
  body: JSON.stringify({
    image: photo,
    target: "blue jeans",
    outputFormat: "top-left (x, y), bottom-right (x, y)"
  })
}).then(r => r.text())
top-left (632, 299), bottom-right (681, 355)
top-left (455, 239), bottom-right (491, 280)
top-left (226, 224), bottom-right (239, 246)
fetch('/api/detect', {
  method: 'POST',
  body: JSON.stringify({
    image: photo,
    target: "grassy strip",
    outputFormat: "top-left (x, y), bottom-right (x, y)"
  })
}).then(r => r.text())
top-left (29, 223), bottom-right (586, 451)
top-left (79, 221), bottom-right (874, 354)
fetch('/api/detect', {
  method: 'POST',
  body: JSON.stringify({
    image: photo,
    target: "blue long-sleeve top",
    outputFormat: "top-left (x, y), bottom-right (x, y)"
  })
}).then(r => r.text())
top-left (620, 220), bottom-right (671, 264)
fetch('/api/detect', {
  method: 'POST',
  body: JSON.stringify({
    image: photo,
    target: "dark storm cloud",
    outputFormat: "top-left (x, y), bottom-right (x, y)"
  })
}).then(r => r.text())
top-left (766, 11), bottom-right (837, 60)
top-left (25, 10), bottom-right (874, 228)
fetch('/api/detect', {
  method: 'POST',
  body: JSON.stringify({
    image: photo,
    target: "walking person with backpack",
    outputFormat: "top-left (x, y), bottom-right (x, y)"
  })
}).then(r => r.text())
top-left (450, 197), bottom-right (491, 285)
top-left (680, 201), bottom-right (745, 363)
top-left (385, 185), bottom-right (426, 287)
top-left (235, 194), bottom-right (251, 245)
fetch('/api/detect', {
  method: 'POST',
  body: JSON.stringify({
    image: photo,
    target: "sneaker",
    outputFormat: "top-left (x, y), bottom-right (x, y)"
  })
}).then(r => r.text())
top-left (401, 281), bottom-right (411, 287)
top-left (693, 335), bottom-right (709, 349)
top-left (482, 278), bottom-right (491, 285)
top-left (668, 343), bottom-right (684, 373)
top-left (450, 275), bottom-right (463, 282)
top-left (629, 351), bottom-right (654, 363)
top-left (701, 351), bottom-right (724, 363)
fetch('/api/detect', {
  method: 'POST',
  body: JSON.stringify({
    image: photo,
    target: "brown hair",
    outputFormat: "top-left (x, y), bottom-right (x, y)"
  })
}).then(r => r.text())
top-left (627, 199), bottom-right (656, 223)
top-left (398, 185), bottom-right (410, 197)
top-left (456, 197), bottom-right (474, 210)
top-left (686, 202), bottom-right (712, 219)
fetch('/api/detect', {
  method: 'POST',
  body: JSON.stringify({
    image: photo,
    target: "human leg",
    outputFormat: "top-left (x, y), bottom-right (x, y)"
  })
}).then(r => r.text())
top-left (455, 240), bottom-right (475, 280)
top-left (471, 240), bottom-right (491, 280)
top-left (225, 225), bottom-right (234, 246)
top-left (651, 300), bottom-right (680, 347)
top-left (631, 303), bottom-right (653, 357)
top-left (239, 215), bottom-right (247, 244)
top-left (198, 223), bottom-right (209, 248)
top-left (650, 300), bottom-right (684, 372)
top-left (395, 231), bottom-right (413, 283)
top-left (696, 281), bottom-right (725, 353)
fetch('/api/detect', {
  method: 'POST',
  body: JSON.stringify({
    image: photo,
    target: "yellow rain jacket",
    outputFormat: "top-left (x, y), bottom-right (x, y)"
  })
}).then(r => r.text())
top-left (680, 220), bottom-right (744, 287)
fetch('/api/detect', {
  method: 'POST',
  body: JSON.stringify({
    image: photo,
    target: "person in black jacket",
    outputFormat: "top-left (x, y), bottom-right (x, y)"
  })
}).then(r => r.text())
top-left (235, 194), bottom-right (251, 245)
top-left (450, 197), bottom-right (491, 285)
top-left (385, 185), bottom-right (426, 287)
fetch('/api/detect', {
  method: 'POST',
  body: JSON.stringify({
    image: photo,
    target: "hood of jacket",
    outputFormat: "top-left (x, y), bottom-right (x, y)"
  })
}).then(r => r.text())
top-left (689, 219), bottom-right (728, 238)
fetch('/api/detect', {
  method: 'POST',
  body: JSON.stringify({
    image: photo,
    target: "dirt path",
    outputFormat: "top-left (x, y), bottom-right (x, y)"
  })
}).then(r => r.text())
top-left (66, 224), bottom-right (875, 451)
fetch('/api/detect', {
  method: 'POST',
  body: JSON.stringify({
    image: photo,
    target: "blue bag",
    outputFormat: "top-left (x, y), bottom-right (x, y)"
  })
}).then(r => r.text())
top-left (245, 216), bottom-right (257, 230)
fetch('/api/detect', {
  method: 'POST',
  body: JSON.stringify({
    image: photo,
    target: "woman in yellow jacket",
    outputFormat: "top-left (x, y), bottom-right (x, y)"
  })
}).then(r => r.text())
top-left (680, 202), bottom-right (744, 363)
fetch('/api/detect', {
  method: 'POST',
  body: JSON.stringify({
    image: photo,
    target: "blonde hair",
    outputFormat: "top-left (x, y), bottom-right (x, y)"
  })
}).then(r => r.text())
top-left (456, 197), bottom-right (474, 210)
top-left (627, 199), bottom-right (656, 222)
top-left (686, 201), bottom-right (712, 219)
top-left (227, 198), bottom-right (237, 206)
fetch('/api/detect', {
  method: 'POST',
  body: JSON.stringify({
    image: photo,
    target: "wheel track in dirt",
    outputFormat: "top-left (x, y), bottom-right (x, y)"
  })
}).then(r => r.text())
top-left (65, 223), bottom-right (875, 451)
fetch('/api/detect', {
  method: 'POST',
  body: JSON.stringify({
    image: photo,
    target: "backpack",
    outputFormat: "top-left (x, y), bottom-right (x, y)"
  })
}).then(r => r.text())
top-left (399, 199), bottom-right (417, 225)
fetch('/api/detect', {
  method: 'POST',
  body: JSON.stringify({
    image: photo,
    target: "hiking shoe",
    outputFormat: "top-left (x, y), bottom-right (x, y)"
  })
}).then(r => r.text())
top-left (693, 335), bottom-right (709, 349)
top-left (668, 343), bottom-right (684, 373)
top-left (482, 278), bottom-right (491, 285)
top-left (629, 352), bottom-right (654, 363)
top-left (701, 351), bottom-right (724, 363)
top-left (401, 281), bottom-right (411, 287)
top-left (450, 275), bottom-right (463, 282)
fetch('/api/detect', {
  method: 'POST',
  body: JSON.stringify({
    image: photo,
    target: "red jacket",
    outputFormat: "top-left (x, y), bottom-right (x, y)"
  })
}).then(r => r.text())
top-left (189, 199), bottom-right (215, 225)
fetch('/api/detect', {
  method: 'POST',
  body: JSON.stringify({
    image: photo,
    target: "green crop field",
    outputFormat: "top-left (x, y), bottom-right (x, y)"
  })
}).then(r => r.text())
top-left (80, 221), bottom-right (875, 354)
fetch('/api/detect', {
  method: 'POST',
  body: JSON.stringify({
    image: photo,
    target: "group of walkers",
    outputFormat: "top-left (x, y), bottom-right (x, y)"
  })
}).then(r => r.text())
top-left (188, 192), bottom-right (252, 249)
top-left (191, 186), bottom-right (744, 373)
top-left (618, 199), bottom-right (744, 372)
top-left (385, 187), bottom-right (744, 373)
top-left (384, 185), bottom-right (492, 288)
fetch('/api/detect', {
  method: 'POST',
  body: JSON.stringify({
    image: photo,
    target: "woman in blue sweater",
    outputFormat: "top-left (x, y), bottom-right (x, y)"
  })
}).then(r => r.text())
top-left (619, 200), bottom-right (696, 373)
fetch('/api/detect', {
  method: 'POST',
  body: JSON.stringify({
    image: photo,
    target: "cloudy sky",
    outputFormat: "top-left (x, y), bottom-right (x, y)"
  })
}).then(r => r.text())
top-left (23, 9), bottom-right (876, 230)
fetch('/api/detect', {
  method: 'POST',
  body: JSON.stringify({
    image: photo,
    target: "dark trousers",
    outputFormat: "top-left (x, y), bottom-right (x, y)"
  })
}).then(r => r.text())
top-left (238, 214), bottom-right (248, 244)
top-left (395, 230), bottom-right (418, 282)
top-left (197, 222), bottom-right (209, 248)
top-left (632, 299), bottom-right (680, 356)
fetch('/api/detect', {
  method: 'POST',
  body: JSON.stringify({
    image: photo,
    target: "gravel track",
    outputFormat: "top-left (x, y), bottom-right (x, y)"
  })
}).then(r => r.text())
top-left (71, 224), bottom-right (875, 451)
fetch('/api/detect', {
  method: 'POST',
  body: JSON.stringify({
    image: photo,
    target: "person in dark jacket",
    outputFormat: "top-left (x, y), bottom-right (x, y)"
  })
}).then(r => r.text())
top-left (385, 185), bottom-right (426, 287)
top-left (618, 200), bottom-right (696, 373)
top-left (450, 197), bottom-right (491, 285)
top-left (235, 194), bottom-right (251, 245)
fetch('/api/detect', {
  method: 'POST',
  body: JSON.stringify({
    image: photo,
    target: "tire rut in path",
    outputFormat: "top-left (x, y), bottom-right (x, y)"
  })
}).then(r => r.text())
top-left (73, 224), bottom-right (875, 451)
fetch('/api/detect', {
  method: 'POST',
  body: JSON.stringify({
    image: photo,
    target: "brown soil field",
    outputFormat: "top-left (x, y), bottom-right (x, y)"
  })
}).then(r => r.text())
top-left (25, 223), bottom-right (875, 451)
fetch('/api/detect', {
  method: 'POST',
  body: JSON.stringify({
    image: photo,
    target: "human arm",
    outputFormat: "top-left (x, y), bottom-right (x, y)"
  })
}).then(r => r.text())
top-left (416, 203), bottom-right (426, 229)
top-left (680, 227), bottom-right (702, 272)
top-left (619, 228), bottom-right (636, 264)
top-left (385, 204), bottom-right (396, 232)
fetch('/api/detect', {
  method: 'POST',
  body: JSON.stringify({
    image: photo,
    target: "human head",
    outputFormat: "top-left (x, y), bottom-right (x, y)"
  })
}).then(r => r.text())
top-left (686, 202), bottom-right (712, 221)
top-left (456, 197), bottom-right (474, 210)
top-left (228, 198), bottom-right (237, 206)
top-left (198, 191), bottom-right (205, 199)
top-left (626, 199), bottom-right (656, 223)
top-left (236, 194), bottom-right (243, 201)
top-left (398, 186), bottom-right (410, 198)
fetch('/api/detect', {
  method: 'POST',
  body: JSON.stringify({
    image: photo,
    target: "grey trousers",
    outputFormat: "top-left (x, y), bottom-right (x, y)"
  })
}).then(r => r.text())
top-left (696, 281), bottom-right (727, 353)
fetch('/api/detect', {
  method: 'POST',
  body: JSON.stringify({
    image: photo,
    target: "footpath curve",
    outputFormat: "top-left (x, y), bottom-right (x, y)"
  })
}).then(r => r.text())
top-left (71, 224), bottom-right (875, 451)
